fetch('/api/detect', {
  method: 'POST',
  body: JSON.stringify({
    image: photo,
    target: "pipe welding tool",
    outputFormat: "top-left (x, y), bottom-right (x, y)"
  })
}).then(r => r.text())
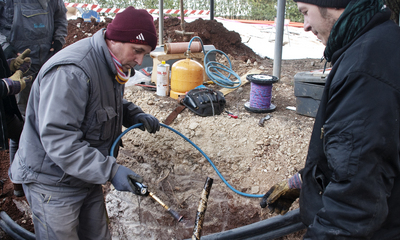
top-left (131, 180), bottom-right (149, 196)
top-left (131, 180), bottom-right (184, 222)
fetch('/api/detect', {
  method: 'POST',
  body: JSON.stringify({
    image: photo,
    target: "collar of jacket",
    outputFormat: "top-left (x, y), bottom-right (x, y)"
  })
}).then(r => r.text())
top-left (38, 0), bottom-right (48, 9)
top-left (324, 0), bottom-right (384, 63)
top-left (100, 29), bottom-right (120, 79)
top-left (330, 8), bottom-right (391, 65)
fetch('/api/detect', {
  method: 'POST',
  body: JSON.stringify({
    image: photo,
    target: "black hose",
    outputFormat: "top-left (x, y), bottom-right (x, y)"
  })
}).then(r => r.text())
top-left (0, 219), bottom-right (26, 240)
top-left (0, 211), bottom-right (35, 240)
top-left (245, 222), bottom-right (306, 240)
top-left (186, 209), bottom-right (306, 240)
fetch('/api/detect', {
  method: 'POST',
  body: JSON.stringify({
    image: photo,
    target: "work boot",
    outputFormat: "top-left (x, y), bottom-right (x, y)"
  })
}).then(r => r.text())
top-left (13, 183), bottom-right (24, 197)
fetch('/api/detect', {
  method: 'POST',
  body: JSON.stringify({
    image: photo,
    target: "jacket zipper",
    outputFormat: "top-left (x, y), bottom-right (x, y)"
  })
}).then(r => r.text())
top-left (320, 127), bottom-right (324, 139)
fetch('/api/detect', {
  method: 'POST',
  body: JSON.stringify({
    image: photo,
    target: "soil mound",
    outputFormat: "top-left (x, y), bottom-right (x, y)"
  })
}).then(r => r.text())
top-left (65, 17), bottom-right (260, 62)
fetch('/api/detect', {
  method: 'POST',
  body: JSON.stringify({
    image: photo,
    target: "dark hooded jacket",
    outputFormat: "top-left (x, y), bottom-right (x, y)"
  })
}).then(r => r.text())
top-left (0, 46), bottom-right (22, 150)
top-left (299, 8), bottom-right (400, 240)
top-left (0, 0), bottom-right (67, 72)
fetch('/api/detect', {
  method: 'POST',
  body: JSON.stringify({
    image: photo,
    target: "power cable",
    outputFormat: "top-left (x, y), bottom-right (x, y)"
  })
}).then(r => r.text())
top-left (110, 123), bottom-right (263, 198)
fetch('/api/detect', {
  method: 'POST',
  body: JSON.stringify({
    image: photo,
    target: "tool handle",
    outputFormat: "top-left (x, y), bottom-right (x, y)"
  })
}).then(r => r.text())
top-left (131, 180), bottom-right (149, 196)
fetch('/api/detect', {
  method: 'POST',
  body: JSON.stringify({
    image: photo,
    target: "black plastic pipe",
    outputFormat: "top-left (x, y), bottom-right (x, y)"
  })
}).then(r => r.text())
top-left (0, 211), bottom-right (35, 240)
top-left (243, 222), bottom-right (306, 240)
top-left (0, 219), bottom-right (25, 240)
top-left (185, 209), bottom-right (306, 240)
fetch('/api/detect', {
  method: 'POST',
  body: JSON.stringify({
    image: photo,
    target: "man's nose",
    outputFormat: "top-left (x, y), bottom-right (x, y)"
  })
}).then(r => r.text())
top-left (303, 19), bottom-right (311, 32)
top-left (135, 54), bottom-right (146, 66)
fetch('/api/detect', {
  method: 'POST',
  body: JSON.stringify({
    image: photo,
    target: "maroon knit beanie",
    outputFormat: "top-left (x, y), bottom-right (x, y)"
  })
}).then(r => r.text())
top-left (293, 0), bottom-right (352, 8)
top-left (105, 6), bottom-right (157, 50)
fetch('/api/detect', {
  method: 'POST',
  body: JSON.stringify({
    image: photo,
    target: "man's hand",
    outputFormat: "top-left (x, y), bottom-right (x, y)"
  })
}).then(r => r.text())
top-left (8, 49), bottom-right (31, 73)
top-left (260, 173), bottom-right (302, 215)
top-left (50, 40), bottom-right (63, 54)
top-left (111, 165), bottom-right (143, 194)
top-left (135, 113), bottom-right (160, 133)
top-left (3, 70), bottom-right (33, 95)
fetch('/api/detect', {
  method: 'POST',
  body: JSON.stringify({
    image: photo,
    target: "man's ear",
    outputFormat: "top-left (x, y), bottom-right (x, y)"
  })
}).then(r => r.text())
top-left (106, 39), bottom-right (117, 49)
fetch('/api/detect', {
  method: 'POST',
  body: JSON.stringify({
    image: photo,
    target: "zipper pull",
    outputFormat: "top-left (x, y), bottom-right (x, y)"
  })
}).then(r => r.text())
top-left (320, 127), bottom-right (324, 139)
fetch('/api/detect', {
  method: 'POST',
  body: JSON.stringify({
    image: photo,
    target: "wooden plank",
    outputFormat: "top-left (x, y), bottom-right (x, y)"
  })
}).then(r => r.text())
top-left (150, 51), bottom-right (204, 61)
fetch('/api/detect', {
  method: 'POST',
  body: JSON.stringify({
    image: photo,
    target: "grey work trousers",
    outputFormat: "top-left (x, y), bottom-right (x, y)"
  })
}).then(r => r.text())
top-left (23, 183), bottom-right (111, 240)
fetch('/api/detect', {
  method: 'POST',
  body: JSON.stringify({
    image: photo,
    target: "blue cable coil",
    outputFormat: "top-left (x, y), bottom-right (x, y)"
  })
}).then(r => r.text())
top-left (110, 123), bottom-right (264, 198)
top-left (188, 36), bottom-right (242, 89)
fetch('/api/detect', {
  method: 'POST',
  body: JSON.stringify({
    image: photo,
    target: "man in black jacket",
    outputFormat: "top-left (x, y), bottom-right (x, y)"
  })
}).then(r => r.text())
top-left (0, 47), bottom-right (31, 196)
top-left (260, 0), bottom-right (400, 239)
top-left (0, 1), bottom-right (67, 197)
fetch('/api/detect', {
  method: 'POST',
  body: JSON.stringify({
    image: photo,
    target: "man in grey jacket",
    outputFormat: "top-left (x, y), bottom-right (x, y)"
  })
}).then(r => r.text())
top-left (9, 6), bottom-right (160, 239)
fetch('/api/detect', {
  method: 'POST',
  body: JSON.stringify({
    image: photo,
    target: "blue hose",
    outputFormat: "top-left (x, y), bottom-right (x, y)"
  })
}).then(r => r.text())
top-left (110, 123), bottom-right (264, 198)
top-left (188, 37), bottom-right (241, 89)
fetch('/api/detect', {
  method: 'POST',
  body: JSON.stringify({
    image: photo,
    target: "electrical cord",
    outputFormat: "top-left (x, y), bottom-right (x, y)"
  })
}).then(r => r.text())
top-left (110, 123), bottom-right (263, 198)
top-left (188, 36), bottom-right (242, 89)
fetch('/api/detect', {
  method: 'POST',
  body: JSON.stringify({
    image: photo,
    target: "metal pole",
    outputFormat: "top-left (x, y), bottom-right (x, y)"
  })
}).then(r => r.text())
top-left (180, 0), bottom-right (185, 31)
top-left (273, 0), bottom-right (286, 79)
top-left (210, 0), bottom-right (214, 20)
top-left (158, 0), bottom-right (164, 46)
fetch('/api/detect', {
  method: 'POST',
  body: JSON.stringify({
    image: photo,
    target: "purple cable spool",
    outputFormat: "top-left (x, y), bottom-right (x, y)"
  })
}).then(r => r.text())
top-left (244, 74), bottom-right (279, 113)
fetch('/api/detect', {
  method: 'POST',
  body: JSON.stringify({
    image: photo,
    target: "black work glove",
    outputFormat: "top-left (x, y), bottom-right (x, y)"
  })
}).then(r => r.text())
top-left (134, 113), bottom-right (160, 133)
top-left (3, 70), bottom-right (33, 95)
top-left (111, 165), bottom-right (143, 194)
top-left (51, 40), bottom-right (63, 54)
top-left (260, 174), bottom-right (301, 215)
top-left (3, 45), bottom-right (17, 59)
top-left (8, 48), bottom-right (31, 73)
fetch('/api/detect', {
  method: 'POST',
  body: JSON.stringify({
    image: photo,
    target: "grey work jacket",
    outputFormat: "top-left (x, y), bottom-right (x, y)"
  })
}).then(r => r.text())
top-left (9, 29), bottom-right (144, 187)
top-left (0, 0), bottom-right (67, 71)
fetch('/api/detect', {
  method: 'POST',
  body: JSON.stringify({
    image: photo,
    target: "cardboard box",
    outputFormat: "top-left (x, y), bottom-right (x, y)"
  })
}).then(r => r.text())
top-left (294, 69), bottom-right (329, 117)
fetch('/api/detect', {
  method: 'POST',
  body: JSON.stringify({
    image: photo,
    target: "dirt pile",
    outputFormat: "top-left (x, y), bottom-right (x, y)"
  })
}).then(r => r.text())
top-left (65, 17), bottom-right (260, 62)
top-left (154, 17), bottom-right (260, 62)
top-left (65, 17), bottom-right (111, 47)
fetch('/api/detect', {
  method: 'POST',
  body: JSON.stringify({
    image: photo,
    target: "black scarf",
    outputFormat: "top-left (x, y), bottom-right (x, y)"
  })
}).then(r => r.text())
top-left (324, 0), bottom-right (384, 62)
